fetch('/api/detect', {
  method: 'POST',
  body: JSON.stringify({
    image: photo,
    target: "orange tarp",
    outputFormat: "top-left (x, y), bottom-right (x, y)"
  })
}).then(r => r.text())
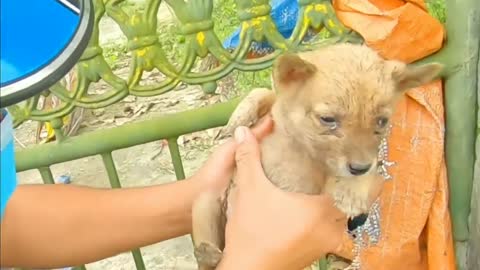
top-left (332, 0), bottom-right (456, 269)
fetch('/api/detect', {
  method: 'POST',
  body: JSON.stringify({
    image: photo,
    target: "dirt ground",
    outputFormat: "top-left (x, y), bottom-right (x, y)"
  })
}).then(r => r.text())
top-left (13, 3), bottom-right (227, 269)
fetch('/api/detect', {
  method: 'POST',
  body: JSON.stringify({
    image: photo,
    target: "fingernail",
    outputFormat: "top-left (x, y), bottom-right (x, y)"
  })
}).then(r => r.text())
top-left (234, 126), bottom-right (246, 143)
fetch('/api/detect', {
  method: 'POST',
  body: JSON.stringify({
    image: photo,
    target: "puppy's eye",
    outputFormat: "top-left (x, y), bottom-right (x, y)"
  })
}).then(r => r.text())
top-left (377, 117), bottom-right (389, 128)
top-left (319, 116), bottom-right (338, 129)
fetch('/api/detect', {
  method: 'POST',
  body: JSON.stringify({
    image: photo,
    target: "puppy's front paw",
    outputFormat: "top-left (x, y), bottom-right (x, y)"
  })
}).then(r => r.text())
top-left (220, 88), bottom-right (275, 138)
top-left (194, 242), bottom-right (223, 268)
top-left (331, 186), bottom-right (369, 218)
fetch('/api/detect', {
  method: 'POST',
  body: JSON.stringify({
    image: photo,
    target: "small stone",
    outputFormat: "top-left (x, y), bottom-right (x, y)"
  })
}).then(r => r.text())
top-left (56, 175), bottom-right (71, 184)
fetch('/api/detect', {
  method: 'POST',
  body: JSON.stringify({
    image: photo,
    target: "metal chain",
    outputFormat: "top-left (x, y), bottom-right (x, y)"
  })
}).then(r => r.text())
top-left (346, 125), bottom-right (395, 270)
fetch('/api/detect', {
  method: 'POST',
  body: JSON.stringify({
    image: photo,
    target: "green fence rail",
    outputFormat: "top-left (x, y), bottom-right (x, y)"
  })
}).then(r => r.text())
top-left (7, 0), bottom-right (480, 269)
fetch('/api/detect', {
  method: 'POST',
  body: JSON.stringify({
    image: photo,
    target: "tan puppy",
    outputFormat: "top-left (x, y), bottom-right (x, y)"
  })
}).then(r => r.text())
top-left (192, 43), bottom-right (443, 270)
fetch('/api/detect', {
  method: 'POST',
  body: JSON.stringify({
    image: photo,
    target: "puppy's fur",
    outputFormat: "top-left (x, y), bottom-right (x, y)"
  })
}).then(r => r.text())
top-left (192, 43), bottom-right (443, 270)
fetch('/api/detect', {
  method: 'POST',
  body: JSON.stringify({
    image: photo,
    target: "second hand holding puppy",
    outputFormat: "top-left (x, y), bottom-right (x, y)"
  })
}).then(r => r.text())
top-left (217, 126), bottom-right (347, 270)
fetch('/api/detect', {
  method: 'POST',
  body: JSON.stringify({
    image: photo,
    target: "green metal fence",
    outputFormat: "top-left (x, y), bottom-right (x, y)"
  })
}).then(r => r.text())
top-left (7, 0), bottom-right (479, 269)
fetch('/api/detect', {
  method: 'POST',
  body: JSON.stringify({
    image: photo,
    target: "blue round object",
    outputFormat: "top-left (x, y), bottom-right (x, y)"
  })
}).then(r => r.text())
top-left (0, 0), bottom-right (94, 108)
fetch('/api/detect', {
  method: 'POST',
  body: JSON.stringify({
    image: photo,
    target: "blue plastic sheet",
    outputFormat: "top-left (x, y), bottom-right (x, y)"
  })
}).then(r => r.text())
top-left (223, 0), bottom-right (315, 54)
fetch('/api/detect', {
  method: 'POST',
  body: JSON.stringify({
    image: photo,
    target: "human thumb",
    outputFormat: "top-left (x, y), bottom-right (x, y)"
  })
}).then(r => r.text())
top-left (234, 126), bottom-right (264, 181)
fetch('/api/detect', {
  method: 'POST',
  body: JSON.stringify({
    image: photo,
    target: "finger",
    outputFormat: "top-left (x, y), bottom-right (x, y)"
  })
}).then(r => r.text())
top-left (294, 192), bottom-right (347, 220)
top-left (208, 115), bottom-right (272, 167)
top-left (319, 195), bottom-right (347, 219)
top-left (234, 126), bottom-right (265, 184)
top-left (199, 116), bottom-right (273, 181)
top-left (209, 139), bottom-right (236, 164)
top-left (199, 139), bottom-right (236, 178)
top-left (250, 115), bottom-right (274, 141)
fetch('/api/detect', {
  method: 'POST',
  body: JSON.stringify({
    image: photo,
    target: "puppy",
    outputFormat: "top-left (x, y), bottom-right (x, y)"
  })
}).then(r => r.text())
top-left (192, 43), bottom-right (443, 270)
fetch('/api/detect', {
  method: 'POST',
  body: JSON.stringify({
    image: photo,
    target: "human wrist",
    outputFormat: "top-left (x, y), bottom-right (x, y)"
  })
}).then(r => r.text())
top-left (217, 249), bottom-right (273, 270)
top-left (217, 246), bottom-right (303, 270)
top-left (217, 256), bottom-right (304, 270)
top-left (185, 174), bottom-right (211, 199)
top-left (218, 240), bottom-right (327, 270)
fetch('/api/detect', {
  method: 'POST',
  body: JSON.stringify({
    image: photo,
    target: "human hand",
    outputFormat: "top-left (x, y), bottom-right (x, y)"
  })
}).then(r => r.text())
top-left (192, 116), bottom-right (274, 196)
top-left (218, 126), bottom-right (348, 270)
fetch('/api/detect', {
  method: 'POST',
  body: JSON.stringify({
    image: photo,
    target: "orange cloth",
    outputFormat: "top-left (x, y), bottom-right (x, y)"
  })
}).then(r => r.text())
top-left (332, 1), bottom-right (456, 269)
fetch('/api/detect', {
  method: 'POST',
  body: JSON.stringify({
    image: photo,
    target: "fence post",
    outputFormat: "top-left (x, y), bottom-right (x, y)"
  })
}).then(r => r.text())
top-left (442, 0), bottom-right (480, 269)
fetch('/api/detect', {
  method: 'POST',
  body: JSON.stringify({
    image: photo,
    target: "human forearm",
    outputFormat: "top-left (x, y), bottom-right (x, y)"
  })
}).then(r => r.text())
top-left (217, 248), bottom-right (323, 270)
top-left (0, 177), bottom-right (204, 268)
top-left (216, 251), bottom-right (284, 270)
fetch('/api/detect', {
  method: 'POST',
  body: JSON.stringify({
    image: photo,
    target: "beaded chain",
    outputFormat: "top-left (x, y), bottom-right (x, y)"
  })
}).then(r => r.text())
top-left (345, 125), bottom-right (395, 270)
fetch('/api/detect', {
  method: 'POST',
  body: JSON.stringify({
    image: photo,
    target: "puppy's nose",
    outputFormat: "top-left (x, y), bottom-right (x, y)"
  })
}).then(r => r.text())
top-left (348, 163), bottom-right (372, 176)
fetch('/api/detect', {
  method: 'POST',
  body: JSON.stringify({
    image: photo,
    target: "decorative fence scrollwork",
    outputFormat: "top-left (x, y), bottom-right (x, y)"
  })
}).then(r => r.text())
top-left (8, 0), bottom-right (361, 130)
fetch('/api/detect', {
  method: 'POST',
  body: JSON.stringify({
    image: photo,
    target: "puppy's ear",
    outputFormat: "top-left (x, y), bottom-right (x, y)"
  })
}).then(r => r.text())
top-left (272, 53), bottom-right (317, 92)
top-left (387, 61), bottom-right (443, 92)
